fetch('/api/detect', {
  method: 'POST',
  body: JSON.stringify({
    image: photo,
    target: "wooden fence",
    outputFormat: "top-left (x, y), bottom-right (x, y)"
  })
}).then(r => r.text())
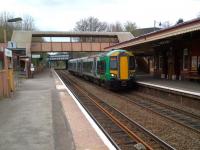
top-left (0, 70), bottom-right (9, 97)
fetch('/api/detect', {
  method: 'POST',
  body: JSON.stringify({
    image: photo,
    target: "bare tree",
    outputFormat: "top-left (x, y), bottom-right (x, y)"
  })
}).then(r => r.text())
top-left (107, 22), bottom-right (124, 32)
top-left (22, 15), bottom-right (35, 30)
top-left (0, 11), bottom-right (37, 42)
top-left (124, 21), bottom-right (137, 34)
top-left (0, 12), bottom-right (15, 27)
top-left (74, 16), bottom-right (108, 32)
top-left (0, 12), bottom-right (15, 42)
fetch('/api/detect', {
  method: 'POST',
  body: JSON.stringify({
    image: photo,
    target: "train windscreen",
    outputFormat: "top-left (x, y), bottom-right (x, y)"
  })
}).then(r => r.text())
top-left (110, 56), bottom-right (118, 70)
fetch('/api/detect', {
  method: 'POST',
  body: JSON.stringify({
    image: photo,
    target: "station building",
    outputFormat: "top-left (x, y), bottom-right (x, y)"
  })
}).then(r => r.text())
top-left (105, 18), bottom-right (200, 80)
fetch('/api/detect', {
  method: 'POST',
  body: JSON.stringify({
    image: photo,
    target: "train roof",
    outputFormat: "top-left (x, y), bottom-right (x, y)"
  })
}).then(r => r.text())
top-left (107, 49), bottom-right (127, 55)
top-left (68, 49), bottom-right (133, 62)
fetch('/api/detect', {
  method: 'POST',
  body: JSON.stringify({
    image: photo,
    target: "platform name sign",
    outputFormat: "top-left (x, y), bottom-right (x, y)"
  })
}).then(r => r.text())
top-left (7, 41), bottom-right (17, 49)
top-left (32, 54), bottom-right (41, 58)
top-left (5, 48), bottom-right (12, 57)
top-left (49, 54), bottom-right (69, 60)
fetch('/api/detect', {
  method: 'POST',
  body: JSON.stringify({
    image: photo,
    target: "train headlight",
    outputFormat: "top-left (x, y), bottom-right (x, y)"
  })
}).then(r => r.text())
top-left (111, 73), bottom-right (117, 78)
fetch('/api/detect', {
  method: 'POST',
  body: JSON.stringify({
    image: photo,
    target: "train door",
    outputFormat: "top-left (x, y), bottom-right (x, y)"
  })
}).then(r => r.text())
top-left (93, 57), bottom-right (97, 76)
top-left (80, 60), bottom-right (83, 75)
top-left (96, 58), bottom-right (100, 78)
top-left (119, 56), bottom-right (128, 80)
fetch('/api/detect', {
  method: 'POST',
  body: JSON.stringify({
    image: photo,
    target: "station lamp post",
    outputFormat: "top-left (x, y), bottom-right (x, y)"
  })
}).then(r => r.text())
top-left (3, 17), bottom-right (22, 96)
top-left (4, 17), bottom-right (22, 43)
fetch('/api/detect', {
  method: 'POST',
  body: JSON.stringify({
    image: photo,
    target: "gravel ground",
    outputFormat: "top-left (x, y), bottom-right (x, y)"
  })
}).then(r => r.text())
top-left (66, 72), bottom-right (200, 150)
top-left (132, 91), bottom-right (200, 118)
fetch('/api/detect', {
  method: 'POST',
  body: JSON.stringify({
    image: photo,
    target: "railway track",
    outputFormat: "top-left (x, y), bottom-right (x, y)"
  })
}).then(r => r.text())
top-left (56, 70), bottom-right (175, 150)
top-left (117, 92), bottom-right (200, 135)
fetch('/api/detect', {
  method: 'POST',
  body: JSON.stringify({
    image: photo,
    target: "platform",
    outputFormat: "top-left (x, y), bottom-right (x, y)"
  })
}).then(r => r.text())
top-left (136, 75), bottom-right (200, 110)
top-left (0, 70), bottom-right (110, 150)
top-left (137, 76), bottom-right (200, 97)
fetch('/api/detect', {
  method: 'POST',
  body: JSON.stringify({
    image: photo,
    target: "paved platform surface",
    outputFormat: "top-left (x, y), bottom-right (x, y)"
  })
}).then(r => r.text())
top-left (0, 69), bottom-right (108, 150)
top-left (0, 70), bottom-right (75, 150)
top-left (137, 75), bottom-right (200, 95)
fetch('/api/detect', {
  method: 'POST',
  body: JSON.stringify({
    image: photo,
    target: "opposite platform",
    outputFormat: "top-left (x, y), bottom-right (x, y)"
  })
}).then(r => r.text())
top-left (137, 76), bottom-right (200, 97)
top-left (136, 76), bottom-right (200, 110)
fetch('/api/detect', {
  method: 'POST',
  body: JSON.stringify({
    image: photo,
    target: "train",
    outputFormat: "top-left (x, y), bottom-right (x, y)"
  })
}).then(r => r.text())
top-left (68, 49), bottom-right (136, 89)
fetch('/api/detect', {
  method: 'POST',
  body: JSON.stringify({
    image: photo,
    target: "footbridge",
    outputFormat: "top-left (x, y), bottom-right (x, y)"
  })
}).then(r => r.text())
top-left (11, 31), bottom-right (134, 56)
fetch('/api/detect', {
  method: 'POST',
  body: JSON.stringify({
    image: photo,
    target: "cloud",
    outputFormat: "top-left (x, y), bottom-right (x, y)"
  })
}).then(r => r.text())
top-left (16, 0), bottom-right (66, 6)
top-left (0, 0), bottom-right (200, 30)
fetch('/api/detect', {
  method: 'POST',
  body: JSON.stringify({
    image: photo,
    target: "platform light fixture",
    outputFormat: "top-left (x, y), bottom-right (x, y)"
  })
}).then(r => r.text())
top-left (3, 17), bottom-right (23, 92)
top-left (4, 17), bottom-right (23, 43)
top-left (7, 17), bottom-right (22, 23)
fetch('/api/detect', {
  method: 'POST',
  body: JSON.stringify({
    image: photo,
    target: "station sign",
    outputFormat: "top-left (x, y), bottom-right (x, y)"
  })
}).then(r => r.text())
top-left (49, 54), bottom-right (69, 61)
top-left (7, 41), bottom-right (17, 49)
top-left (32, 54), bottom-right (41, 58)
top-left (5, 48), bottom-right (12, 57)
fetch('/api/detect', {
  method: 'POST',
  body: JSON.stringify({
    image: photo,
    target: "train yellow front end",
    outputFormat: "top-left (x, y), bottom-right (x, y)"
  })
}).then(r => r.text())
top-left (108, 50), bottom-right (136, 89)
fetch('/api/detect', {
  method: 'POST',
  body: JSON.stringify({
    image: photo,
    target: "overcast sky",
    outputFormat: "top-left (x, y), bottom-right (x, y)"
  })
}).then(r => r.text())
top-left (1, 0), bottom-right (200, 31)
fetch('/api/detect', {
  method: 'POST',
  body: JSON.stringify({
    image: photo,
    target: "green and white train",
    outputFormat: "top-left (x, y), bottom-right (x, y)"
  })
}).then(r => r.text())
top-left (68, 49), bottom-right (136, 89)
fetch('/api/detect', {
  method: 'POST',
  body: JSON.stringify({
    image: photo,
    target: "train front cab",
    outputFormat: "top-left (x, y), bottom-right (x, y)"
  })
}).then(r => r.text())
top-left (108, 52), bottom-right (136, 89)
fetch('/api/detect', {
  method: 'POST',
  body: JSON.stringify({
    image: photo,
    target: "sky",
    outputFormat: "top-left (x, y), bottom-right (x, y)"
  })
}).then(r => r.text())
top-left (0, 0), bottom-right (200, 31)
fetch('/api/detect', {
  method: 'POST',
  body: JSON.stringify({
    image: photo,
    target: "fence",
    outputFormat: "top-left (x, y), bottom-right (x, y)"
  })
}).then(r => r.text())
top-left (0, 70), bottom-right (9, 97)
top-left (0, 69), bottom-right (16, 98)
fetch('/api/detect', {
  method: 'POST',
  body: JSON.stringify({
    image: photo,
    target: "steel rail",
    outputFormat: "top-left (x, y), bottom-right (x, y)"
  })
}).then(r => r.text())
top-left (57, 70), bottom-right (175, 150)
top-left (116, 92), bottom-right (200, 135)
top-left (57, 71), bottom-right (121, 150)
top-left (132, 92), bottom-right (200, 120)
top-left (58, 70), bottom-right (151, 149)
top-left (75, 84), bottom-right (154, 150)
top-left (58, 70), bottom-right (153, 149)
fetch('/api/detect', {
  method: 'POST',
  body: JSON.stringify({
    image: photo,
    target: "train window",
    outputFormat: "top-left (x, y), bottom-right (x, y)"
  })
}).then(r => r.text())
top-left (97, 60), bottom-right (106, 74)
top-left (83, 62), bottom-right (93, 73)
top-left (129, 56), bottom-right (135, 70)
top-left (101, 61), bottom-right (106, 74)
top-left (78, 62), bottom-right (80, 70)
top-left (97, 61), bottom-right (101, 74)
top-left (110, 56), bottom-right (118, 70)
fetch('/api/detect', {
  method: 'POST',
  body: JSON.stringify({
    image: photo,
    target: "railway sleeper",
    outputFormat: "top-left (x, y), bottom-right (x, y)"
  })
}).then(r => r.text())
top-left (107, 127), bottom-right (125, 133)
top-left (112, 134), bottom-right (137, 145)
